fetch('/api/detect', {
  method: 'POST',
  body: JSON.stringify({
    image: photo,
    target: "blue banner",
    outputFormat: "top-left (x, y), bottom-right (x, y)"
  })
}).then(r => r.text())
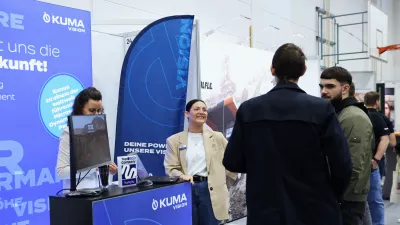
top-left (0, 1), bottom-right (92, 224)
top-left (115, 16), bottom-right (195, 176)
top-left (93, 182), bottom-right (192, 225)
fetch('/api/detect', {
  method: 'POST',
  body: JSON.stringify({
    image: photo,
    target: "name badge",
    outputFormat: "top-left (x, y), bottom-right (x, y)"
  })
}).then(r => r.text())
top-left (178, 145), bottom-right (187, 151)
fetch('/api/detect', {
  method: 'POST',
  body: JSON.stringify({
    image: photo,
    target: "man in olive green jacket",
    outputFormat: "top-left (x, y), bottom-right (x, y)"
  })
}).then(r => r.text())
top-left (320, 67), bottom-right (373, 225)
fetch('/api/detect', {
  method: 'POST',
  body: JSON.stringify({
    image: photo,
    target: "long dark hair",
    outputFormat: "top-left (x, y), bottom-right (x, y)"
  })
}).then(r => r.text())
top-left (71, 87), bottom-right (102, 115)
top-left (385, 102), bottom-right (392, 118)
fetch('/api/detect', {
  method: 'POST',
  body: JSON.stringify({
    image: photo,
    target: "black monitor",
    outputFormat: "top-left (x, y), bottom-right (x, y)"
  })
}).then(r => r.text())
top-left (68, 114), bottom-right (112, 191)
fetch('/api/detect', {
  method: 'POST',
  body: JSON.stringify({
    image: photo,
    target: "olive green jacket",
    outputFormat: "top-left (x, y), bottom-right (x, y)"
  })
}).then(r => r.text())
top-left (336, 99), bottom-right (374, 202)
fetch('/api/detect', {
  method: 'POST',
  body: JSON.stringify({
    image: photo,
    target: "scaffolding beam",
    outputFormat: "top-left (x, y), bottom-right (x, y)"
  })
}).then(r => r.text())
top-left (322, 11), bottom-right (367, 19)
top-left (316, 7), bottom-right (369, 65)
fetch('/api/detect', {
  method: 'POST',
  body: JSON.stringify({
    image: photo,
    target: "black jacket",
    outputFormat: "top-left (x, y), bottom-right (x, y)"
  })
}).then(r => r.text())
top-left (223, 83), bottom-right (352, 225)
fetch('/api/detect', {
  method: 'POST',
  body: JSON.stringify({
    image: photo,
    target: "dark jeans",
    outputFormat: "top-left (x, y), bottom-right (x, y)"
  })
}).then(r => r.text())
top-left (192, 181), bottom-right (219, 225)
top-left (363, 201), bottom-right (372, 225)
top-left (341, 200), bottom-right (366, 225)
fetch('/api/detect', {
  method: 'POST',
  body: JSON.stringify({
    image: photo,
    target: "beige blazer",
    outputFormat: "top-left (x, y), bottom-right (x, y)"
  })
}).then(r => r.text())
top-left (164, 129), bottom-right (237, 220)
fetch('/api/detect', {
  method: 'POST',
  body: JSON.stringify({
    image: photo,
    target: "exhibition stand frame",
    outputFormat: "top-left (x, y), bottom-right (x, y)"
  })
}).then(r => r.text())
top-left (50, 182), bottom-right (192, 225)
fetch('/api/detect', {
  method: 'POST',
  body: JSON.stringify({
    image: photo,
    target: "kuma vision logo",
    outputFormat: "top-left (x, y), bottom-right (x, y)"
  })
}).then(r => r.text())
top-left (42, 12), bottom-right (85, 33)
top-left (152, 193), bottom-right (188, 211)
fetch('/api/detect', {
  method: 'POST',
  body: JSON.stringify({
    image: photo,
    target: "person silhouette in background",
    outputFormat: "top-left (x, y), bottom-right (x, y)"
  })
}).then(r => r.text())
top-left (364, 92), bottom-right (392, 225)
top-left (380, 102), bottom-right (396, 181)
top-left (382, 102), bottom-right (399, 201)
top-left (223, 43), bottom-right (352, 225)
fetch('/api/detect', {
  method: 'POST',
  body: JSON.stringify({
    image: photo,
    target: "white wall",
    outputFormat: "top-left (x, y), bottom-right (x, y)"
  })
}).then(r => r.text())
top-left (393, 0), bottom-right (400, 79)
top-left (39, 0), bottom-right (93, 11)
top-left (392, 0), bottom-right (400, 129)
top-left (372, 0), bottom-right (396, 83)
top-left (329, 0), bottom-right (369, 72)
top-left (39, 0), bottom-right (397, 70)
top-left (39, 0), bottom-right (400, 125)
top-left (91, 31), bottom-right (125, 159)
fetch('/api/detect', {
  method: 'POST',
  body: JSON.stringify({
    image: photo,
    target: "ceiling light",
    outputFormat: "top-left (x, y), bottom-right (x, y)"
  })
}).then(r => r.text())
top-left (293, 33), bottom-right (305, 38)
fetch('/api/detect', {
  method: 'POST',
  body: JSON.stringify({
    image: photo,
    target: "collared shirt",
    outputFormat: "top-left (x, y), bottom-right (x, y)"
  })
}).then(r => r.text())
top-left (368, 108), bottom-right (390, 155)
top-left (186, 132), bottom-right (207, 177)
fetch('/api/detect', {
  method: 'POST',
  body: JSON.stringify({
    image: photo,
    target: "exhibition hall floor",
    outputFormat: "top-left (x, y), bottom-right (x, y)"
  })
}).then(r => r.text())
top-left (227, 201), bottom-right (400, 225)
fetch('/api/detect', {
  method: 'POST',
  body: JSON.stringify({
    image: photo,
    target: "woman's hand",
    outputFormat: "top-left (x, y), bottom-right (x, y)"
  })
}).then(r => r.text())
top-left (108, 162), bottom-right (118, 175)
top-left (180, 175), bottom-right (194, 184)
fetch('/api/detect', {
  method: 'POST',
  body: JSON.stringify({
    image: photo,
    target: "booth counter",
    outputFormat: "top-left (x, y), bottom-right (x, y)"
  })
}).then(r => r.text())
top-left (50, 182), bottom-right (191, 225)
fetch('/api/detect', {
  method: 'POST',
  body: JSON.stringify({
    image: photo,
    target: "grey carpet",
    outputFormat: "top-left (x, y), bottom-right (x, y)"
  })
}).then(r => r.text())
top-left (228, 201), bottom-right (400, 225)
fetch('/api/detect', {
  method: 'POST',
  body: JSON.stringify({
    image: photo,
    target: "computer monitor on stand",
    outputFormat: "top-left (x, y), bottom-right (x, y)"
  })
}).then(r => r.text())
top-left (68, 114), bottom-right (112, 193)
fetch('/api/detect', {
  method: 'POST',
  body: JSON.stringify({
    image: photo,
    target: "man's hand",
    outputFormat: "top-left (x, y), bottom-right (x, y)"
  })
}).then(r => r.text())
top-left (372, 159), bottom-right (379, 169)
top-left (180, 175), bottom-right (194, 184)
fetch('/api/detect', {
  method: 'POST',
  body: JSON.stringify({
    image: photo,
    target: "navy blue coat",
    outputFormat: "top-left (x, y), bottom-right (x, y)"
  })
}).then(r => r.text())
top-left (223, 83), bottom-right (352, 225)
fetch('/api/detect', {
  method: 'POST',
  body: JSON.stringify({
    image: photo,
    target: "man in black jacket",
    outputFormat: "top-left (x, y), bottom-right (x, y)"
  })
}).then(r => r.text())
top-left (223, 43), bottom-right (352, 225)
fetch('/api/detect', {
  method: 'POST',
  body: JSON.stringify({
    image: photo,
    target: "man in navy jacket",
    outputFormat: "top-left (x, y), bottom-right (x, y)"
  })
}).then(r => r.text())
top-left (223, 43), bottom-right (352, 225)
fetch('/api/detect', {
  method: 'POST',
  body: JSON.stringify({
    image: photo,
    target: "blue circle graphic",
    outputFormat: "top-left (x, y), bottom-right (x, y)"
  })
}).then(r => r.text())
top-left (125, 218), bottom-right (162, 225)
top-left (39, 74), bottom-right (84, 138)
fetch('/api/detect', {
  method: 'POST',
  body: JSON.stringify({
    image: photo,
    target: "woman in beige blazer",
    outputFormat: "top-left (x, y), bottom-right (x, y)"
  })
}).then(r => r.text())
top-left (164, 99), bottom-right (237, 225)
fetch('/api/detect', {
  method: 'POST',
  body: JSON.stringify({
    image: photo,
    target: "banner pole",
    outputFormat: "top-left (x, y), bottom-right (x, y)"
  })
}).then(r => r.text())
top-left (196, 19), bottom-right (201, 99)
top-left (249, 25), bottom-right (253, 48)
top-left (250, 0), bottom-right (253, 48)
